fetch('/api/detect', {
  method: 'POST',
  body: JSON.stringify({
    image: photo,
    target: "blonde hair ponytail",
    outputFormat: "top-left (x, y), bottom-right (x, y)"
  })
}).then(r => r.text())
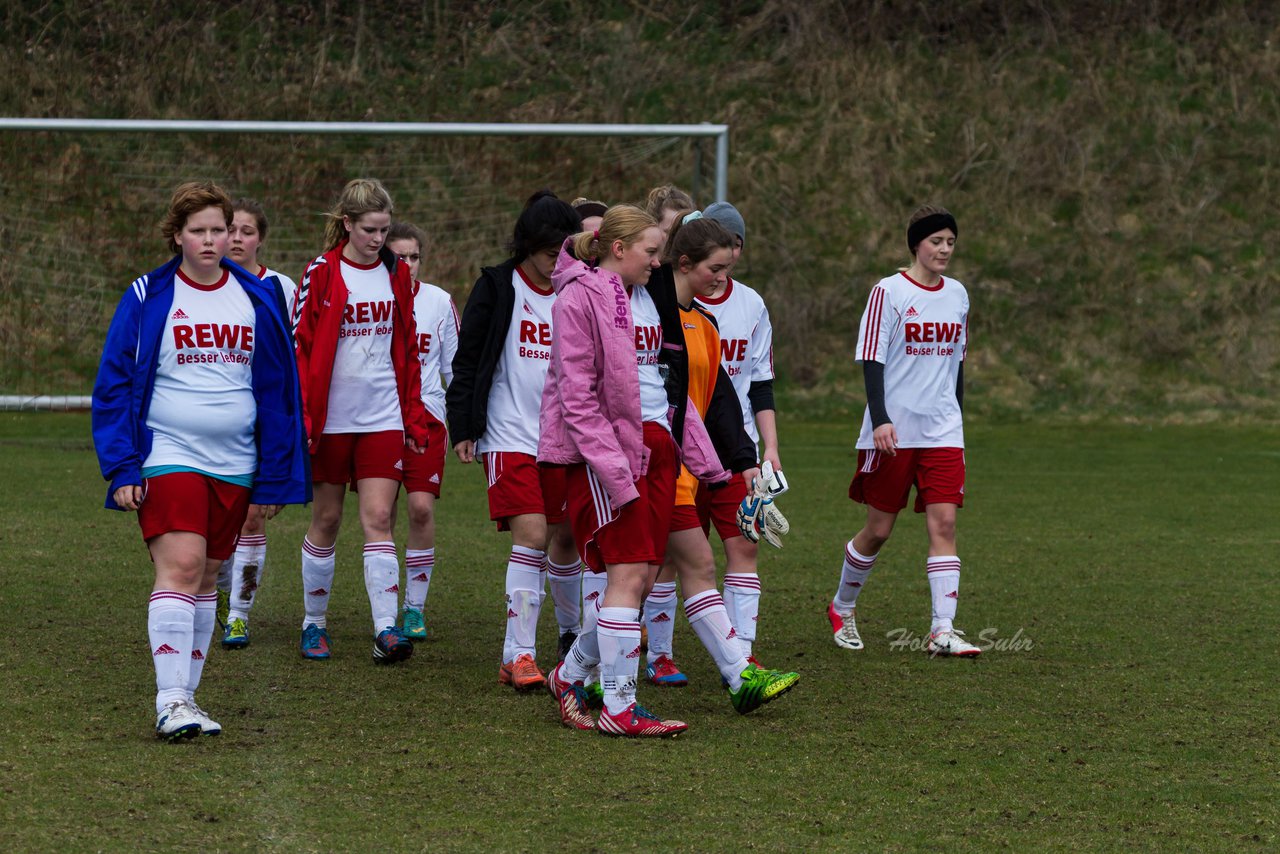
top-left (323, 178), bottom-right (394, 251)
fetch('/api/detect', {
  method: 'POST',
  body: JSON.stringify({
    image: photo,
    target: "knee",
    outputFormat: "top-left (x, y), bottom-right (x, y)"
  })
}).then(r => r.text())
top-left (311, 507), bottom-right (343, 537)
top-left (363, 505), bottom-right (394, 536)
top-left (928, 516), bottom-right (957, 546)
top-left (407, 501), bottom-right (433, 529)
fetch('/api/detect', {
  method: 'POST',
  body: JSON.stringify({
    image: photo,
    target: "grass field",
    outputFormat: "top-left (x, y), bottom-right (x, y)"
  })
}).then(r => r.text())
top-left (0, 411), bottom-right (1276, 851)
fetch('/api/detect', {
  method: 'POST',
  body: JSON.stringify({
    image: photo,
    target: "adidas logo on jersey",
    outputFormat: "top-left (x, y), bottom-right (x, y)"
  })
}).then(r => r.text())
top-left (394, 460), bottom-right (404, 470)
top-left (522, 302), bottom-right (533, 314)
top-left (153, 644), bottom-right (180, 656)
top-left (683, 322), bottom-right (696, 330)
top-left (429, 474), bottom-right (440, 483)
top-left (651, 613), bottom-right (672, 623)
top-left (905, 306), bottom-right (919, 318)
top-left (171, 308), bottom-right (189, 320)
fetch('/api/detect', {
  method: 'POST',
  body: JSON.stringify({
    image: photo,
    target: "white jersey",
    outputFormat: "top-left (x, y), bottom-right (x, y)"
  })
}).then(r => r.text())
top-left (144, 269), bottom-right (257, 477)
top-left (631, 285), bottom-right (670, 430)
top-left (477, 267), bottom-right (556, 455)
top-left (412, 280), bottom-right (460, 424)
top-left (695, 276), bottom-right (773, 444)
top-left (855, 271), bottom-right (967, 449)
top-left (323, 257), bottom-right (403, 434)
top-left (257, 265), bottom-right (298, 322)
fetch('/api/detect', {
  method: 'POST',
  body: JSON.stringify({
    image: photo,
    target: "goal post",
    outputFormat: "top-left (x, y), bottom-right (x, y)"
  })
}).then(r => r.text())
top-left (0, 118), bottom-right (730, 406)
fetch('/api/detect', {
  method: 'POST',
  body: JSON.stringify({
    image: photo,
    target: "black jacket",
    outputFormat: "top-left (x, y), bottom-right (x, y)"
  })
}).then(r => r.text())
top-left (646, 265), bottom-right (757, 474)
top-left (446, 258), bottom-right (519, 444)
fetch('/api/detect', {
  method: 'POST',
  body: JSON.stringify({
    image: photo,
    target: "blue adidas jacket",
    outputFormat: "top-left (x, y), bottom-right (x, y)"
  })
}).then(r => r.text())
top-left (92, 255), bottom-right (312, 510)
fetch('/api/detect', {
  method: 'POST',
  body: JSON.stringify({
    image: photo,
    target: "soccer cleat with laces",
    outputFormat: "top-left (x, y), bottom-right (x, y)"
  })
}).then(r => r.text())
top-left (299, 623), bottom-right (331, 660)
top-left (828, 602), bottom-right (864, 650)
top-left (597, 702), bottom-right (688, 738)
top-left (373, 627), bottom-right (414, 664)
top-left (547, 662), bottom-right (595, 730)
top-left (400, 607), bottom-right (427, 641)
top-left (498, 653), bottom-right (546, 691)
top-left (645, 654), bottom-right (689, 687)
top-left (155, 700), bottom-right (201, 741)
top-left (188, 700), bottom-right (222, 736)
top-left (727, 663), bottom-right (800, 715)
top-left (927, 629), bottom-right (982, 658)
top-left (222, 617), bottom-right (250, 649)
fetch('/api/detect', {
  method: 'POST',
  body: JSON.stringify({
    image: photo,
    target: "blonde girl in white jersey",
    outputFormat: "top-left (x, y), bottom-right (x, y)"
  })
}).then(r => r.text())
top-left (827, 205), bottom-right (981, 658)
top-left (216, 197), bottom-right (298, 649)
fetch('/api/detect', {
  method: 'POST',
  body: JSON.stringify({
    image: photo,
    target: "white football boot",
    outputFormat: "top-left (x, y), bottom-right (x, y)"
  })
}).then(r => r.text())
top-left (927, 628), bottom-right (982, 657)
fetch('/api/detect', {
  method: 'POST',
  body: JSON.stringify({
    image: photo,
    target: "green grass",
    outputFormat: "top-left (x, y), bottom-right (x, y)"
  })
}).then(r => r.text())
top-left (1, 412), bottom-right (1277, 850)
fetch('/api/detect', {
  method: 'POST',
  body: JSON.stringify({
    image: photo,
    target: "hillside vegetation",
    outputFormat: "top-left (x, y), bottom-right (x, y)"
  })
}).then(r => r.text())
top-left (2, 0), bottom-right (1277, 419)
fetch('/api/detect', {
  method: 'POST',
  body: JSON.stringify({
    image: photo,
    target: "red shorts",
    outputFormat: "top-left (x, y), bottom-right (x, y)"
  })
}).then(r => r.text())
top-left (849, 447), bottom-right (966, 514)
top-left (481, 451), bottom-right (567, 530)
top-left (138, 471), bottom-right (252, 561)
top-left (566, 422), bottom-right (678, 573)
top-left (696, 475), bottom-right (749, 542)
top-left (402, 418), bottom-right (448, 496)
top-left (312, 430), bottom-right (405, 484)
top-left (669, 503), bottom-right (703, 533)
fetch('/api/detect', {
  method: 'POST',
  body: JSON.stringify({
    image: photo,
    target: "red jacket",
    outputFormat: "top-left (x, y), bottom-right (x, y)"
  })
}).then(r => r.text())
top-left (293, 240), bottom-right (429, 453)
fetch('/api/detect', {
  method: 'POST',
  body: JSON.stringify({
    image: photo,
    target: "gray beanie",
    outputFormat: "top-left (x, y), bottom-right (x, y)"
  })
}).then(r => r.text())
top-left (703, 201), bottom-right (746, 248)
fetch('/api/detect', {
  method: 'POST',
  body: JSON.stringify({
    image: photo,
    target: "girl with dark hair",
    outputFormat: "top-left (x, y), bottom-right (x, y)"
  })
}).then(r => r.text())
top-left (385, 221), bottom-right (459, 640)
top-left (292, 178), bottom-right (430, 665)
top-left (93, 181), bottom-right (309, 739)
top-left (446, 190), bottom-right (584, 692)
top-left (826, 205), bottom-right (980, 657)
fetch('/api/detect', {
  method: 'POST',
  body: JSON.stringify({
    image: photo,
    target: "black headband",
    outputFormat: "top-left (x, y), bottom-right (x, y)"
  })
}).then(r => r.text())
top-left (907, 213), bottom-right (959, 253)
top-left (575, 202), bottom-right (607, 219)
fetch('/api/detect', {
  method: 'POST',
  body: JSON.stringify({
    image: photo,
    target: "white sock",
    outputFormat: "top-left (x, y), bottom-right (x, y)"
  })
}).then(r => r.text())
top-left (581, 570), bottom-right (607, 614)
top-left (643, 581), bottom-right (677, 663)
top-left (149, 591), bottom-right (194, 713)
top-left (301, 536), bottom-right (335, 629)
top-left (504, 546), bottom-right (545, 661)
top-left (547, 558), bottom-right (583, 634)
top-left (722, 572), bottom-right (761, 657)
top-left (363, 541), bottom-right (400, 634)
top-left (216, 557), bottom-right (232, 593)
top-left (684, 589), bottom-right (748, 691)
top-left (227, 533), bottom-right (267, 622)
top-left (563, 598), bottom-right (602, 683)
top-left (404, 548), bottom-right (434, 610)
top-left (188, 592), bottom-right (217, 699)
top-left (596, 606), bottom-right (641, 715)
top-left (833, 541), bottom-right (877, 613)
top-left (927, 556), bottom-right (961, 634)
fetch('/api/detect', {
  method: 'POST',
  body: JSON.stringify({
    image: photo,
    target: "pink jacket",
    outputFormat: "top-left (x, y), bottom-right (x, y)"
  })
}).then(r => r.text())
top-left (538, 240), bottom-right (731, 508)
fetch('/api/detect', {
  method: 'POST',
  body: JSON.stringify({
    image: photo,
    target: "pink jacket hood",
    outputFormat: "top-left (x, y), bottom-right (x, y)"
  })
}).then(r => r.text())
top-left (537, 240), bottom-right (730, 508)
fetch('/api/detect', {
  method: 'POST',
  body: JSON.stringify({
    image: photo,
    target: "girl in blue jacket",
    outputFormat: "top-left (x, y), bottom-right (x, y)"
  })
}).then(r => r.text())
top-left (92, 181), bottom-right (310, 741)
